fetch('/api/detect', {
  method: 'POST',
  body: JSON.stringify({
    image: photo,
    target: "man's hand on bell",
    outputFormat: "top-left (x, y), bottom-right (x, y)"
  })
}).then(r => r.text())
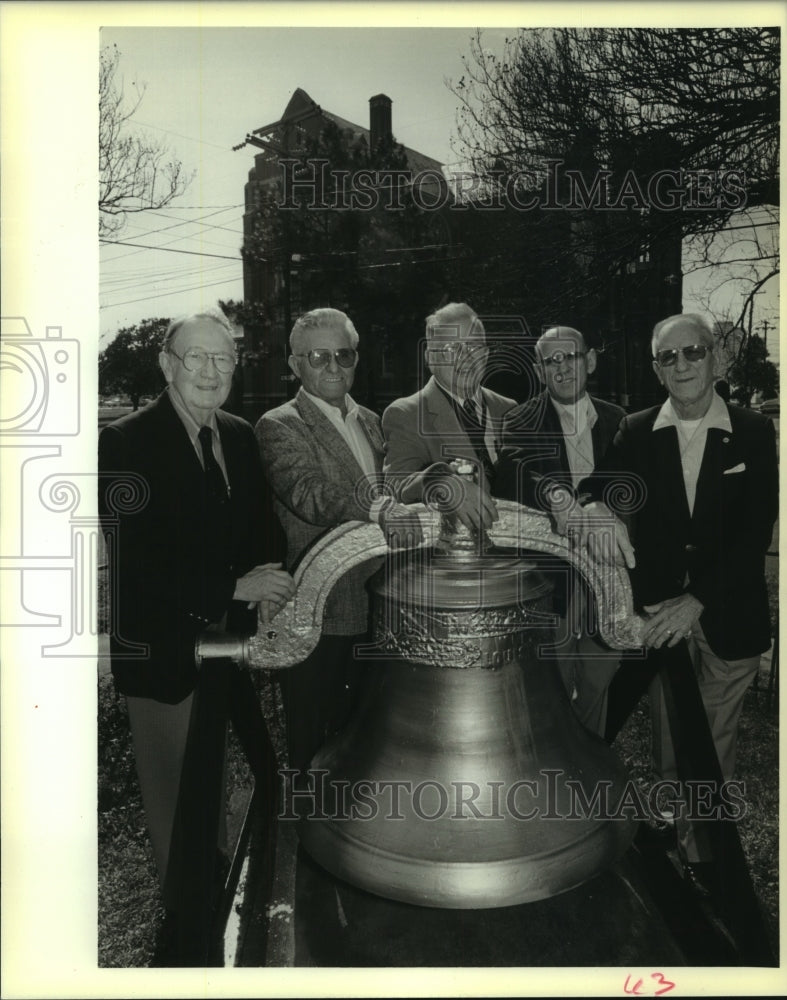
top-left (234, 562), bottom-right (296, 613)
top-left (566, 501), bottom-right (636, 569)
top-left (380, 502), bottom-right (425, 550)
top-left (424, 465), bottom-right (498, 534)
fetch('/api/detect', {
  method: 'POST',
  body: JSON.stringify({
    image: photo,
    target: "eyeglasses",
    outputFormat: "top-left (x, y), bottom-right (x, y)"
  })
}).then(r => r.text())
top-left (169, 348), bottom-right (236, 374)
top-left (426, 340), bottom-right (488, 363)
top-left (654, 344), bottom-right (711, 368)
top-left (293, 348), bottom-right (358, 369)
top-left (539, 350), bottom-right (587, 368)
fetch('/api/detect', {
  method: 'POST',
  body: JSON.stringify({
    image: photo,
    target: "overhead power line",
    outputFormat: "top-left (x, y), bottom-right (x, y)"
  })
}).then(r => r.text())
top-left (100, 239), bottom-right (242, 261)
top-left (100, 275), bottom-right (243, 310)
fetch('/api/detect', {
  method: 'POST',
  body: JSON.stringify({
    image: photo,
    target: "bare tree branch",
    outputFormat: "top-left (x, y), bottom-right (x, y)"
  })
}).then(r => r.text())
top-left (99, 45), bottom-right (193, 237)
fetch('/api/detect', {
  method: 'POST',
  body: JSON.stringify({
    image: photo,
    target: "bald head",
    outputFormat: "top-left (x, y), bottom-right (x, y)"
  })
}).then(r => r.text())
top-left (537, 326), bottom-right (588, 359)
top-left (535, 325), bottom-right (595, 404)
top-left (651, 313), bottom-right (714, 357)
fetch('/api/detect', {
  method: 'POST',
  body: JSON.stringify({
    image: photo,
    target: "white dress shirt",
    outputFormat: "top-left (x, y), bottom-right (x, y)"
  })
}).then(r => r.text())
top-left (652, 390), bottom-right (732, 515)
top-left (550, 394), bottom-right (598, 484)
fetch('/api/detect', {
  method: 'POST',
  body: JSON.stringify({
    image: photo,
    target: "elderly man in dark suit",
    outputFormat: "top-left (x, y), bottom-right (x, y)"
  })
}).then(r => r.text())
top-left (382, 302), bottom-right (516, 533)
top-left (255, 307), bottom-right (419, 776)
top-left (572, 313), bottom-right (778, 877)
top-left (495, 326), bottom-right (626, 735)
top-left (99, 307), bottom-right (294, 965)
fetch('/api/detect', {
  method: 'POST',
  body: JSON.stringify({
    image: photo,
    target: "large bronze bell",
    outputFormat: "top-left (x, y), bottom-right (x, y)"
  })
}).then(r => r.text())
top-left (197, 476), bottom-right (644, 910)
top-left (296, 485), bottom-right (636, 908)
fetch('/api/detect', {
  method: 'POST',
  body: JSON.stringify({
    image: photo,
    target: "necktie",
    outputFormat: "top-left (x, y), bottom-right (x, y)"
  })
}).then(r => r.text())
top-left (462, 397), bottom-right (482, 429)
top-left (459, 397), bottom-right (495, 485)
top-left (198, 425), bottom-right (229, 505)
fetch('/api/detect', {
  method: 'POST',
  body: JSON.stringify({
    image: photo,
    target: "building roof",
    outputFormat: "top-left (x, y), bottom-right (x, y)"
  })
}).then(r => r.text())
top-left (264, 87), bottom-right (445, 176)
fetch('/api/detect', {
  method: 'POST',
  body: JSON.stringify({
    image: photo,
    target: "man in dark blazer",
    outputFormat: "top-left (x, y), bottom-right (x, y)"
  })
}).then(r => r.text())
top-left (575, 313), bottom-right (777, 870)
top-left (99, 307), bottom-right (294, 964)
top-left (382, 302), bottom-right (516, 533)
top-left (255, 307), bottom-right (419, 776)
top-left (495, 326), bottom-right (626, 735)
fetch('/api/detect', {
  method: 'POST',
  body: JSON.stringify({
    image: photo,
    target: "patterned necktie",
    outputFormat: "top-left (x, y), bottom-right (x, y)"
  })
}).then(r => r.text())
top-left (198, 425), bottom-right (229, 505)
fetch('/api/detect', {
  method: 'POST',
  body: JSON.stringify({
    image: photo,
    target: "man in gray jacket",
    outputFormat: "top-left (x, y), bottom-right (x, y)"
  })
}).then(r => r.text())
top-left (256, 307), bottom-right (418, 774)
top-left (382, 302), bottom-right (516, 532)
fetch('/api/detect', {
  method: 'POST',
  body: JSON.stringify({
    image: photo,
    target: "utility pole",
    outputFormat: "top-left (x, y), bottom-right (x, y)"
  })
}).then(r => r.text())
top-left (757, 318), bottom-right (772, 352)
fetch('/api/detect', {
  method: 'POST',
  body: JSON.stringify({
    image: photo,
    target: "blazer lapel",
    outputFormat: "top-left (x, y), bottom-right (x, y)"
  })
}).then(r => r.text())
top-left (481, 387), bottom-right (507, 448)
top-left (425, 378), bottom-right (478, 464)
top-left (216, 410), bottom-right (242, 492)
top-left (692, 426), bottom-right (727, 525)
top-left (538, 394), bottom-right (570, 476)
top-left (651, 423), bottom-right (691, 525)
top-left (295, 388), bottom-right (365, 482)
top-left (158, 391), bottom-right (205, 485)
top-left (356, 408), bottom-right (384, 472)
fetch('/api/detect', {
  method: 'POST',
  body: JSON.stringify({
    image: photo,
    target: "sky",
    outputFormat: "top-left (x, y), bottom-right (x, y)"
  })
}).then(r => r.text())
top-left (99, 24), bottom-right (780, 366)
top-left (99, 26), bottom-right (502, 338)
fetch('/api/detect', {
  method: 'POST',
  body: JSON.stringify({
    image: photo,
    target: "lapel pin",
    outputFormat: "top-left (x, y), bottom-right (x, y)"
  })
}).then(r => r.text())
top-left (723, 436), bottom-right (730, 443)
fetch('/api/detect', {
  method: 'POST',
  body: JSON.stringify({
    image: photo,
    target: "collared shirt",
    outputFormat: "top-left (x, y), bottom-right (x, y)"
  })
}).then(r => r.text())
top-left (302, 390), bottom-right (385, 523)
top-left (303, 390), bottom-right (378, 478)
top-left (167, 386), bottom-right (229, 486)
top-left (550, 394), bottom-right (598, 484)
top-left (438, 383), bottom-right (500, 463)
top-left (652, 390), bottom-right (732, 515)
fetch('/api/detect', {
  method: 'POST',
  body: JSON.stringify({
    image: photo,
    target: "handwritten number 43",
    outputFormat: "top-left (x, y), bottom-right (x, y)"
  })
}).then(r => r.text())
top-left (624, 972), bottom-right (676, 996)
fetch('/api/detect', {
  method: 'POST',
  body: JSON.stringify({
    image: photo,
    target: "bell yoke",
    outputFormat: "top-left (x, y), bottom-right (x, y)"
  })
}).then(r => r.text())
top-left (196, 463), bottom-right (646, 908)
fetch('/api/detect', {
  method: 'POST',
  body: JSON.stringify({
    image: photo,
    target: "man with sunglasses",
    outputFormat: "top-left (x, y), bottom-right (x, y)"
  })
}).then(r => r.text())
top-left (573, 313), bottom-right (777, 882)
top-left (382, 302), bottom-right (516, 533)
top-left (495, 326), bottom-right (626, 736)
top-left (99, 307), bottom-right (295, 964)
top-left (256, 307), bottom-right (420, 777)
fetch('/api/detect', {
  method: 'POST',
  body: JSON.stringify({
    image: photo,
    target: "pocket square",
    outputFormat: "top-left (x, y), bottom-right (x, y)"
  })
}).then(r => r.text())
top-left (723, 463), bottom-right (746, 475)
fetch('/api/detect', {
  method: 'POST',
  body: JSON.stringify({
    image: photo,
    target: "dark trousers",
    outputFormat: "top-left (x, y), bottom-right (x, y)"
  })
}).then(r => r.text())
top-left (279, 634), bottom-right (368, 775)
top-left (131, 661), bottom-right (277, 966)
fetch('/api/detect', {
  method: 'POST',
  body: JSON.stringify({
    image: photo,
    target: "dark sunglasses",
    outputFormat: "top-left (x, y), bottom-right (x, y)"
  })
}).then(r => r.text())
top-left (294, 348), bottom-right (358, 369)
top-left (655, 344), bottom-right (711, 368)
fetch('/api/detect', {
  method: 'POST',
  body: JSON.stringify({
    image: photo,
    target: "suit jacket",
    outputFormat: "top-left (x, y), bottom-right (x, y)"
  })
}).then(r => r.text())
top-left (495, 391), bottom-right (625, 506)
top-left (98, 390), bottom-right (285, 703)
top-left (382, 375), bottom-right (516, 501)
top-left (255, 387), bottom-right (385, 636)
top-left (587, 402), bottom-right (778, 660)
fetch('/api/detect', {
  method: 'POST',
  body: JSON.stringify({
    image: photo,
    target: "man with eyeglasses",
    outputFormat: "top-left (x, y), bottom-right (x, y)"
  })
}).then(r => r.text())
top-left (382, 302), bottom-right (516, 533)
top-left (99, 307), bottom-right (295, 964)
top-left (572, 313), bottom-right (777, 885)
top-left (255, 307), bottom-right (421, 778)
top-left (495, 326), bottom-right (626, 736)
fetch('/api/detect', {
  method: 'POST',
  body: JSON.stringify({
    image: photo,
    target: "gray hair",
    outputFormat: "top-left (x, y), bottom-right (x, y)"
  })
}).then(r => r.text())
top-left (162, 307), bottom-right (234, 352)
top-left (289, 308), bottom-right (359, 353)
top-left (425, 302), bottom-right (484, 340)
top-left (651, 313), bottom-right (714, 356)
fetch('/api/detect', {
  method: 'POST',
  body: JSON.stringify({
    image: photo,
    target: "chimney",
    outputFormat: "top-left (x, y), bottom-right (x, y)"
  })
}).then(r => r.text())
top-left (369, 94), bottom-right (392, 152)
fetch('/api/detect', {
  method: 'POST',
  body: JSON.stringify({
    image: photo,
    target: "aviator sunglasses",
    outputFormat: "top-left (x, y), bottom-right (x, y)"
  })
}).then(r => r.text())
top-left (654, 344), bottom-right (711, 368)
top-left (293, 348), bottom-right (358, 369)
